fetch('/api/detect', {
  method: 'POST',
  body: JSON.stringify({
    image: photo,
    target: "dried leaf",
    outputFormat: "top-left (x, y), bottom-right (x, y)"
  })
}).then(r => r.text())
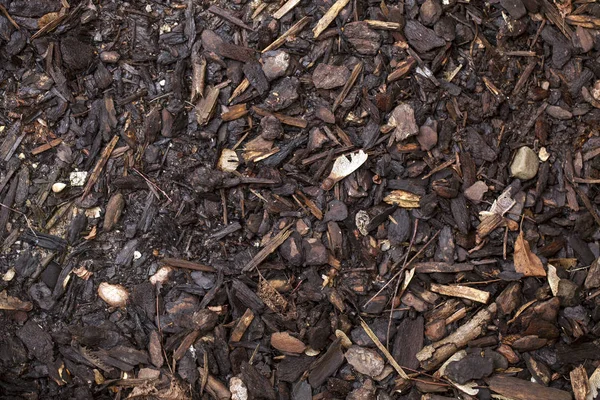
top-left (588, 364), bottom-right (600, 400)
top-left (0, 290), bottom-right (33, 311)
top-left (383, 190), bottom-right (421, 208)
top-left (38, 12), bottom-right (60, 29)
top-left (570, 365), bottom-right (589, 400)
top-left (553, 0), bottom-right (571, 18)
top-left (547, 264), bottom-right (560, 296)
top-left (270, 332), bottom-right (306, 354)
top-left (217, 149), bottom-right (239, 172)
top-left (514, 232), bottom-right (546, 277)
top-left (321, 150), bottom-right (368, 190)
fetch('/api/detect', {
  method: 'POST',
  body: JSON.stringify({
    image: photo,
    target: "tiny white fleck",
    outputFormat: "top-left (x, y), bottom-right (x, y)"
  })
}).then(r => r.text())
top-left (145, 4), bottom-right (152, 12)
top-left (134, 251), bottom-right (142, 260)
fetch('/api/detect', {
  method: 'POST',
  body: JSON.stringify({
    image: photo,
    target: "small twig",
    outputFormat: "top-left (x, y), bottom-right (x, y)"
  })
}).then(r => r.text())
top-left (0, 4), bottom-right (18, 29)
top-left (0, 202), bottom-right (36, 237)
top-left (360, 318), bottom-right (410, 380)
top-left (365, 229), bottom-right (441, 306)
top-left (130, 167), bottom-right (172, 203)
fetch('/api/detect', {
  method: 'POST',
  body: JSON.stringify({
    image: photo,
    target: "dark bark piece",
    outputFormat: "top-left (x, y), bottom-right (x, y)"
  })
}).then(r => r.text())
top-left (465, 128), bottom-right (497, 162)
top-left (201, 30), bottom-right (255, 62)
top-left (278, 355), bottom-right (315, 382)
top-left (107, 346), bottom-right (149, 366)
top-left (16, 321), bottom-right (54, 364)
top-left (487, 375), bottom-right (572, 400)
top-left (557, 340), bottom-right (600, 364)
top-left (312, 64), bottom-right (350, 90)
top-left (500, 0), bottom-right (527, 19)
top-left (260, 115), bottom-right (283, 140)
top-left (10, 0), bottom-right (61, 17)
top-left (243, 62), bottom-right (269, 95)
top-left (495, 282), bottom-right (522, 315)
top-left (241, 361), bottom-right (276, 400)
top-left (445, 354), bottom-right (494, 384)
top-left (232, 279), bottom-right (265, 313)
top-left (343, 22), bottom-right (381, 55)
top-left (393, 316), bottom-right (424, 370)
top-left (263, 77), bottom-right (299, 111)
top-left (404, 20), bottom-right (446, 53)
top-left (388, 208), bottom-right (410, 245)
top-left (324, 200), bottom-right (348, 222)
top-left (60, 36), bottom-right (94, 71)
top-left (303, 238), bottom-right (328, 266)
top-left (308, 339), bottom-right (344, 388)
top-left (568, 235), bottom-right (595, 266)
top-left (280, 233), bottom-right (304, 266)
top-left (450, 195), bottom-right (469, 234)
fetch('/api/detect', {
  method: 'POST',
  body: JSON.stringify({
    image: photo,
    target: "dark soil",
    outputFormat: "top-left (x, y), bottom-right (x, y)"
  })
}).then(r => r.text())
top-left (1, 0), bottom-right (600, 399)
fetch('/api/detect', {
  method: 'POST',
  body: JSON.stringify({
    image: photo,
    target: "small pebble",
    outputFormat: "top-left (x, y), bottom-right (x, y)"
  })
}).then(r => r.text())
top-left (546, 105), bottom-right (573, 120)
top-left (345, 346), bottom-right (385, 378)
top-left (510, 146), bottom-right (539, 180)
top-left (100, 51), bottom-right (120, 63)
top-left (52, 182), bottom-right (67, 193)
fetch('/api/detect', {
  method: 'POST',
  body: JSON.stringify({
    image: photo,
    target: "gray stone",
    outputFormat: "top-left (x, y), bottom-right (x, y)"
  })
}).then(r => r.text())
top-left (261, 50), bottom-right (290, 81)
top-left (546, 105), bottom-right (573, 120)
top-left (510, 147), bottom-right (539, 180)
top-left (345, 346), bottom-right (385, 378)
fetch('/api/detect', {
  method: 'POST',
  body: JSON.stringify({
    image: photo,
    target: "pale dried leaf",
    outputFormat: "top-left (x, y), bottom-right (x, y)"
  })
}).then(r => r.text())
top-left (271, 332), bottom-right (306, 353)
top-left (514, 232), bottom-right (546, 277)
top-left (547, 264), bottom-right (560, 296)
top-left (0, 290), bottom-right (33, 311)
top-left (217, 149), bottom-right (239, 172)
top-left (38, 12), bottom-right (60, 28)
top-left (383, 190), bottom-right (420, 208)
top-left (588, 365), bottom-right (600, 400)
top-left (571, 365), bottom-right (589, 400)
top-left (322, 150), bottom-right (368, 190)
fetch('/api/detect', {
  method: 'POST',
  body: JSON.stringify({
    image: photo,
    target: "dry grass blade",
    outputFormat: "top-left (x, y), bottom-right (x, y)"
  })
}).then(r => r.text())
top-left (360, 318), bottom-right (410, 380)
top-left (263, 16), bottom-right (311, 53)
top-left (332, 62), bottom-right (362, 112)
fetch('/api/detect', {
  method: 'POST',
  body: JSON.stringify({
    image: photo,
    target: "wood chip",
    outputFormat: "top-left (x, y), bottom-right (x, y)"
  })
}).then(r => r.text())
top-left (313, 0), bottom-right (350, 38)
top-left (430, 283), bottom-right (491, 304)
top-left (230, 308), bottom-right (254, 342)
top-left (242, 225), bottom-right (293, 272)
top-left (487, 375), bottom-right (572, 400)
top-left (273, 0), bottom-right (301, 19)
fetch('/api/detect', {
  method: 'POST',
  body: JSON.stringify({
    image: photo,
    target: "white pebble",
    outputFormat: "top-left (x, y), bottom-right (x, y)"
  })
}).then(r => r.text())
top-left (70, 171), bottom-right (88, 186)
top-left (52, 182), bottom-right (67, 193)
top-left (98, 282), bottom-right (129, 307)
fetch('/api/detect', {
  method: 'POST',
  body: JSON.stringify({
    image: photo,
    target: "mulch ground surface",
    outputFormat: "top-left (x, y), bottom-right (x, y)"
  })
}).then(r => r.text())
top-left (2, 0), bottom-right (600, 399)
